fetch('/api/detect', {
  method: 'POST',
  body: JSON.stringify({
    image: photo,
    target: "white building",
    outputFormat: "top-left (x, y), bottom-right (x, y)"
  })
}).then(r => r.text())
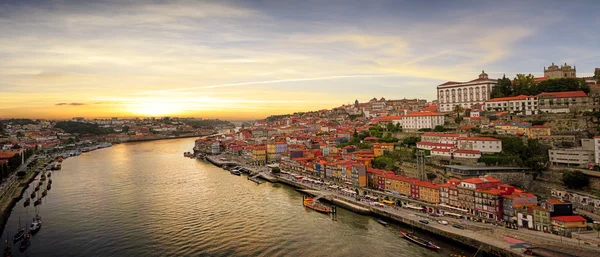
top-left (437, 71), bottom-right (498, 113)
top-left (457, 137), bottom-right (502, 153)
top-left (594, 136), bottom-right (600, 164)
top-left (400, 112), bottom-right (445, 130)
top-left (485, 95), bottom-right (539, 115)
top-left (431, 148), bottom-right (482, 159)
top-left (416, 142), bottom-right (455, 151)
top-left (421, 132), bottom-right (460, 144)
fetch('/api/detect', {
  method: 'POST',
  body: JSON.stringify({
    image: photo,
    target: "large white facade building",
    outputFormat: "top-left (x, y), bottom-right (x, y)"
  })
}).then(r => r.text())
top-left (437, 71), bottom-right (497, 113)
top-left (400, 112), bottom-right (445, 130)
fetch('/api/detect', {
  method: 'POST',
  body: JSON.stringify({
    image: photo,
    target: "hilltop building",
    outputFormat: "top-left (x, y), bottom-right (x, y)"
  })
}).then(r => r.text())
top-left (437, 70), bottom-right (497, 113)
top-left (544, 62), bottom-right (576, 79)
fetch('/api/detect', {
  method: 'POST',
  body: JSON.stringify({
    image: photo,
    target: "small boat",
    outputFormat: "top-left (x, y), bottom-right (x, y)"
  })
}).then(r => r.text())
top-left (248, 177), bottom-right (263, 184)
top-left (29, 216), bottom-right (41, 234)
top-left (47, 184), bottom-right (51, 190)
top-left (3, 240), bottom-right (11, 257)
top-left (230, 169), bottom-right (241, 176)
top-left (33, 198), bottom-right (42, 206)
top-left (19, 228), bottom-right (30, 252)
top-left (41, 190), bottom-right (47, 197)
top-left (400, 231), bottom-right (440, 250)
top-left (30, 191), bottom-right (36, 199)
top-left (47, 172), bottom-right (51, 177)
top-left (377, 219), bottom-right (388, 226)
top-left (13, 218), bottom-right (25, 243)
top-left (34, 184), bottom-right (40, 192)
top-left (48, 179), bottom-right (52, 185)
top-left (23, 198), bottom-right (30, 207)
top-left (303, 197), bottom-right (334, 214)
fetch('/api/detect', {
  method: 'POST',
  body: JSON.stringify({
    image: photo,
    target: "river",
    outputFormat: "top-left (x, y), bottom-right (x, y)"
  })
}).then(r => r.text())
top-left (3, 138), bottom-right (473, 256)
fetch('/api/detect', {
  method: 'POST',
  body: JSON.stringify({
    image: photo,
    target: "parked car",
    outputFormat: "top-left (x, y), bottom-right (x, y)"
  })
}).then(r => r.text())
top-left (438, 220), bottom-right (448, 225)
top-left (452, 224), bottom-right (464, 229)
top-left (419, 220), bottom-right (429, 224)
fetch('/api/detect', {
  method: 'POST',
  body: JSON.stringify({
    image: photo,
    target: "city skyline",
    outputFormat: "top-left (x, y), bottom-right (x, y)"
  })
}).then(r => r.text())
top-left (1, 0), bottom-right (599, 119)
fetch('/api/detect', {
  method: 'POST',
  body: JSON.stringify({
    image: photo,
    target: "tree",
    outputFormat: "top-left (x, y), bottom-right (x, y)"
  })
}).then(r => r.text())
top-left (491, 74), bottom-right (513, 98)
top-left (594, 68), bottom-right (600, 82)
top-left (372, 156), bottom-right (397, 172)
top-left (271, 167), bottom-right (281, 174)
top-left (402, 136), bottom-right (421, 147)
top-left (512, 73), bottom-right (536, 95)
top-left (593, 223), bottom-right (600, 238)
top-left (562, 170), bottom-right (589, 189)
top-left (433, 125), bottom-right (446, 132)
top-left (386, 122), bottom-right (395, 132)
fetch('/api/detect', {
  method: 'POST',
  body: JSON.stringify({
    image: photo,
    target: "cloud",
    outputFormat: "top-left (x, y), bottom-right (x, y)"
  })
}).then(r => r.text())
top-left (56, 103), bottom-right (86, 106)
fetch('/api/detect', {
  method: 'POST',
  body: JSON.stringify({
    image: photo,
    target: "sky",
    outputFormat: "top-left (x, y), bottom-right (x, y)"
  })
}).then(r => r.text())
top-left (1, 0), bottom-right (599, 120)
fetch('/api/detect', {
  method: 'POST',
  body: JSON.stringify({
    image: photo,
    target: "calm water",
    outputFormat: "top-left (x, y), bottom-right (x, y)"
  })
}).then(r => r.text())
top-left (3, 138), bottom-right (472, 257)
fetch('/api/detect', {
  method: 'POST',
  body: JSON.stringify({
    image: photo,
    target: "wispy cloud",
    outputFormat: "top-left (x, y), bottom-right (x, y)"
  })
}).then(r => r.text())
top-left (55, 102), bottom-right (86, 106)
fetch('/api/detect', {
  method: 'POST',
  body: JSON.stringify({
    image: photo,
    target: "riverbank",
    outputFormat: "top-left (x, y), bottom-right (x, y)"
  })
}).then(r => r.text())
top-left (0, 156), bottom-right (47, 236)
top-left (201, 155), bottom-right (525, 257)
top-left (121, 132), bottom-right (218, 143)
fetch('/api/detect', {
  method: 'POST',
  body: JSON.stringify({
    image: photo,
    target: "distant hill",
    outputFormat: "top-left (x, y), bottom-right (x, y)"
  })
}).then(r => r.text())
top-left (54, 121), bottom-right (112, 135)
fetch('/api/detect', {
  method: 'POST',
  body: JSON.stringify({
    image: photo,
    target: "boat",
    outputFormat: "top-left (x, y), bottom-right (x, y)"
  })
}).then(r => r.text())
top-left (55, 163), bottom-right (61, 170)
top-left (47, 184), bottom-right (51, 190)
top-left (98, 142), bottom-right (112, 148)
top-left (230, 169), bottom-right (241, 176)
top-left (13, 218), bottom-right (24, 243)
top-left (57, 157), bottom-right (63, 162)
top-left (30, 191), bottom-right (36, 199)
top-left (400, 231), bottom-right (440, 250)
top-left (23, 198), bottom-right (30, 207)
top-left (41, 190), bottom-right (47, 197)
top-left (40, 174), bottom-right (46, 181)
top-left (248, 177), bottom-right (263, 184)
top-left (29, 216), bottom-right (41, 234)
top-left (33, 198), bottom-right (41, 206)
top-left (377, 219), bottom-right (388, 226)
top-left (4, 231), bottom-right (12, 257)
top-left (34, 184), bottom-right (40, 191)
top-left (18, 227), bottom-right (30, 252)
top-left (303, 197), bottom-right (334, 214)
top-left (48, 179), bottom-right (52, 185)
top-left (47, 172), bottom-right (51, 177)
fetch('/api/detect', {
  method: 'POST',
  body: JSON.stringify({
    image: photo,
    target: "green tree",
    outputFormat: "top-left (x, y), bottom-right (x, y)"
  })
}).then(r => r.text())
top-left (512, 73), bottom-right (536, 95)
top-left (562, 170), bottom-right (589, 189)
top-left (402, 136), bottom-right (421, 147)
top-left (433, 125), bottom-right (446, 132)
top-left (594, 68), bottom-right (600, 82)
top-left (372, 156), bottom-right (397, 172)
top-left (491, 74), bottom-right (513, 98)
top-left (534, 78), bottom-right (589, 95)
top-left (593, 223), bottom-right (600, 238)
top-left (386, 122), bottom-right (395, 132)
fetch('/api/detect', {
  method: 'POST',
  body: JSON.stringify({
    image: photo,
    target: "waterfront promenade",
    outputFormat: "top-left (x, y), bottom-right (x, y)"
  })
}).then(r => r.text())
top-left (205, 153), bottom-right (600, 257)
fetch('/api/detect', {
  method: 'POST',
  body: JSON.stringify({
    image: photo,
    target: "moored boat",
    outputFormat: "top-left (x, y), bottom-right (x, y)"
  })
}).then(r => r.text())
top-left (230, 169), bottom-right (241, 176)
top-left (18, 229), bottom-right (30, 252)
top-left (41, 190), bottom-right (47, 197)
top-left (13, 220), bottom-right (24, 243)
top-left (303, 197), bottom-right (334, 214)
top-left (23, 198), bottom-right (30, 207)
top-left (33, 198), bottom-right (42, 206)
top-left (47, 184), bottom-right (51, 190)
top-left (377, 219), bottom-right (388, 225)
top-left (29, 216), bottom-right (41, 234)
top-left (400, 231), bottom-right (440, 250)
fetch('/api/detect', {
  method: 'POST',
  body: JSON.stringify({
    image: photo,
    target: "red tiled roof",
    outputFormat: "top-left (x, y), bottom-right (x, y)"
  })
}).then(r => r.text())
top-left (404, 112), bottom-right (444, 117)
top-left (486, 95), bottom-right (532, 102)
top-left (462, 177), bottom-right (501, 184)
top-left (458, 137), bottom-right (501, 141)
top-left (546, 199), bottom-right (564, 204)
top-left (422, 105), bottom-right (438, 112)
top-left (537, 91), bottom-right (587, 98)
top-left (422, 132), bottom-right (460, 137)
top-left (552, 216), bottom-right (586, 222)
top-left (417, 142), bottom-right (455, 147)
top-left (439, 81), bottom-right (462, 86)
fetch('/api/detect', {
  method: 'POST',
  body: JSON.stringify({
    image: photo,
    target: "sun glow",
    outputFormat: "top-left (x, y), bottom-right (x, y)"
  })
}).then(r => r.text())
top-left (128, 102), bottom-right (187, 116)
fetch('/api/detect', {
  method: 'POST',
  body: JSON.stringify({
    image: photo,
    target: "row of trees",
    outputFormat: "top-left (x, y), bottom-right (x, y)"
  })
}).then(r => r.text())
top-left (491, 75), bottom-right (589, 98)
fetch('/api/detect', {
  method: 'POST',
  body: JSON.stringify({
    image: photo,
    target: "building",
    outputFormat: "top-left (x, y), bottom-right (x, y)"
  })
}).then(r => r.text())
top-left (594, 136), bottom-right (600, 165)
top-left (544, 62), bottom-right (576, 79)
top-left (421, 133), bottom-right (460, 144)
top-left (537, 91), bottom-right (589, 114)
top-left (485, 95), bottom-right (538, 115)
top-left (457, 137), bottom-right (502, 153)
top-left (502, 192), bottom-right (538, 222)
top-left (456, 177), bottom-right (501, 216)
top-left (528, 125), bottom-right (551, 139)
top-left (543, 199), bottom-right (573, 217)
top-left (351, 164), bottom-right (367, 188)
top-left (373, 143), bottom-right (394, 157)
top-left (551, 216), bottom-right (587, 237)
top-left (494, 122), bottom-right (530, 136)
top-left (475, 188), bottom-right (504, 221)
top-left (400, 112), bottom-right (445, 130)
top-left (549, 139), bottom-right (594, 167)
top-left (444, 165), bottom-right (530, 177)
top-left (533, 206), bottom-right (551, 232)
top-left (252, 145), bottom-right (267, 163)
top-left (437, 70), bottom-right (497, 112)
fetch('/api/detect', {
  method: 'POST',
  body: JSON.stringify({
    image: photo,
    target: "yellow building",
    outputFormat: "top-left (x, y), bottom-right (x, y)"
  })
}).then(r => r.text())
top-left (416, 181), bottom-right (440, 204)
top-left (266, 143), bottom-right (277, 161)
top-left (495, 122), bottom-right (529, 136)
top-left (252, 145), bottom-right (267, 163)
top-left (528, 125), bottom-right (551, 139)
top-left (373, 143), bottom-right (395, 157)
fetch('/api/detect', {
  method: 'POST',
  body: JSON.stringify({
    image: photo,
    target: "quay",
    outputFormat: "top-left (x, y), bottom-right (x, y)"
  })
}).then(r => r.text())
top-left (200, 155), bottom-right (528, 257)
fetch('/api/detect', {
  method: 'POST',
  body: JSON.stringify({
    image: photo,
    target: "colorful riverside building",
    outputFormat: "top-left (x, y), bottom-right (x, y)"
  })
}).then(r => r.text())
top-left (373, 143), bottom-right (394, 157)
top-left (252, 145), bottom-right (267, 164)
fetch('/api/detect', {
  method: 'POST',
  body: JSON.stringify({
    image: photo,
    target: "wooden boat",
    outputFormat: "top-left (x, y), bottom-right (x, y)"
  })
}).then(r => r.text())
top-left (230, 169), bottom-right (241, 176)
top-left (47, 172), bottom-right (51, 177)
top-left (41, 190), bottom-right (47, 197)
top-left (303, 197), bottom-right (334, 214)
top-left (23, 198), bottom-right (30, 207)
top-left (18, 228), bottom-right (30, 252)
top-left (377, 219), bottom-right (388, 225)
top-left (33, 198), bottom-right (42, 206)
top-left (400, 231), bottom-right (440, 250)
top-left (248, 177), bottom-right (263, 184)
top-left (13, 218), bottom-right (24, 243)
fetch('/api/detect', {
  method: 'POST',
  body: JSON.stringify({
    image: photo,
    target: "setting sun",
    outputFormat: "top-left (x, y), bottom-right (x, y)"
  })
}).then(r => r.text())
top-left (128, 102), bottom-right (186, 117)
